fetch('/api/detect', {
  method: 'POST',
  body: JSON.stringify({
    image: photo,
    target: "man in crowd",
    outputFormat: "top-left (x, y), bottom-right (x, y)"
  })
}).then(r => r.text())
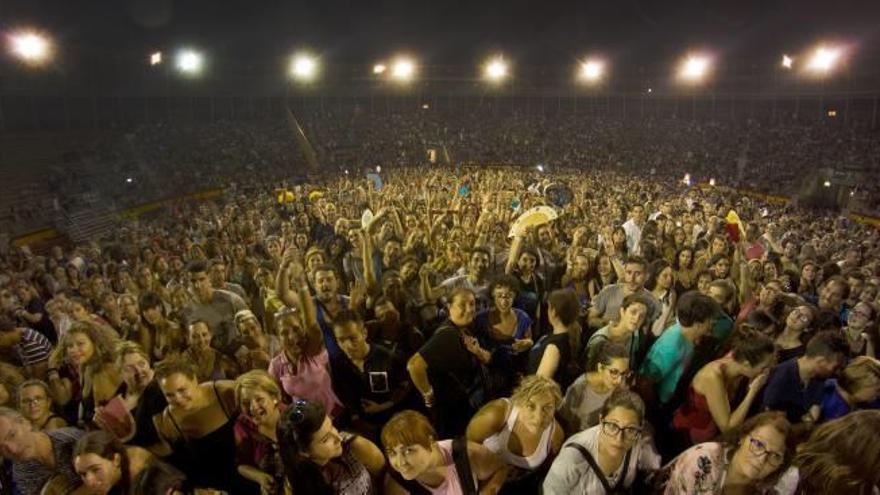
top-left (182, 260), bottom-right (249, 355)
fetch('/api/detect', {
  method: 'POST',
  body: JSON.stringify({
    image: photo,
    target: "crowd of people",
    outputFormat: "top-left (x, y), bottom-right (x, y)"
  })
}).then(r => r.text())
top-left (0, 122), bottom-right (879, 494)
top-left (4, 106), bottom-right (880, 236)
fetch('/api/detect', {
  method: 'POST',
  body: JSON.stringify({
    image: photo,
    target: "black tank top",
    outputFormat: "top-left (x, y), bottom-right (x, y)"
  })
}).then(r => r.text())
top-left (165, 381), bottom-right (258, 494)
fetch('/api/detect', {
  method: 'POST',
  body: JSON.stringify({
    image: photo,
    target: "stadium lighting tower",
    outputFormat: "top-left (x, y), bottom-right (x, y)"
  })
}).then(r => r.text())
top-left (483, 56), bottom-right (509, 82)
top-left (781, 54), bottom-right (793, 69)
top-left (391, 57), bottom-right (415, 81)
top-left (290, 53), bottom-right (318, 81)
top-left (679, 54), bottom-right (710, 82)
top-left (175, 49), bottom-right (204, 75)
top-left (8, 30), bottom-right (51, 65)
top-left (806, 45), bottom-right (841, 74)
top-left (579, 59), bottom-right (605, 82)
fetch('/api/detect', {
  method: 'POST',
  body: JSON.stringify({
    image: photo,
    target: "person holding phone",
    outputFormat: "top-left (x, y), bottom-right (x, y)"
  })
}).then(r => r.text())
top-left (330, 310), bottom-right (413, 439)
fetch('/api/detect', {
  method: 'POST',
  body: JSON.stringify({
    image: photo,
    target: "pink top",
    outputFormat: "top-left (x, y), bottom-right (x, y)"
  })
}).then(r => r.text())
top-left (268, 349), bottom-right (343, 418)
top-left (414, 440), bottom-right (475, 495)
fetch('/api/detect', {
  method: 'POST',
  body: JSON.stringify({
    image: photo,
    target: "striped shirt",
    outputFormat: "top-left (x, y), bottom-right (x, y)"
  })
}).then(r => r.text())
top-left (12, 427), bottom-right (85, 495)
top-left (15, 328), bottom-right (52, 366)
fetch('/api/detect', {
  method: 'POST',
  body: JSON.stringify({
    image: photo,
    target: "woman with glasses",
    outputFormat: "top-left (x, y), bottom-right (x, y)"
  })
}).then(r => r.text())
top-left (269, 261), bottom-right (344, 419)
top-left (466, 375), bottom-right (565, 493)
top-left (656, 411), bottom-right (792, 494)
top-left (559, 341), bottom-right (631, 435)
top-left (234, 370), bottom-right (286, 495)
top-left (18, 379), bottom-right (67, 431)
top-left (278, 398), bottom-right (384, 495)
top-left (775, 304), bottom-right (817, 362)
top-left (544, 388), bottom-right (660, 494)
top-left (672, 331), bottom-right (775, 447)
top-left (843, 301), bottom-right (876, 358)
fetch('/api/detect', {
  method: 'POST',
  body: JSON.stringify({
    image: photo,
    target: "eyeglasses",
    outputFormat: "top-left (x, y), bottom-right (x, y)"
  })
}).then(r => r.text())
top-left (601, 365), bottom-right (632, 380)
top-left (748, 437), bottom-right (784, 466)
top-left (20, 397), bottom-right (47, 406)
top-left (601, 421), bottom-right (642, 441)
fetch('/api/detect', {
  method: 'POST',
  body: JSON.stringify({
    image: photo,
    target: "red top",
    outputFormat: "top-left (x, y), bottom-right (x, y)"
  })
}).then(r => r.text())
top-left (672, 387), bottom-right (717, 444)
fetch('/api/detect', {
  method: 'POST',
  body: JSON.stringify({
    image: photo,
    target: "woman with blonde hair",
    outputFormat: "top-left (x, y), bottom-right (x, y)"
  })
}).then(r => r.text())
top-left (233, 370), bottom-right (286, 495)
top-left (467, 374), bottom-right (565, 493)
top-left (47, 322), bottom-right (121, 427)
top-left (818, 356), bottom-right (880, 421)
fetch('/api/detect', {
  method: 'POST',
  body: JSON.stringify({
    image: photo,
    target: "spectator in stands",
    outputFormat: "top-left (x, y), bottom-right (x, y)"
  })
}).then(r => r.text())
top-left (181, 260), bottom-right (248, 355)
top-left (559, 341), bottom-right (631, 434)
top-left (17, 379), bottom-right (67, 431)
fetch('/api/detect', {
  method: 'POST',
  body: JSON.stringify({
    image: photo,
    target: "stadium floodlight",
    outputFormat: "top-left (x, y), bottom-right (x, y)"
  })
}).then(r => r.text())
top-left (150, 51), bottom-right (162, 66)
top-left (806, 45), bottom-right (841, 74)
top-left (391, 58), bottom-right (415, 81)
top-left (126, 177), bottom-right (133, 183)
top-left (290, 53), bottom-right (318, 81)
top-left (579, 59), bottom-right (605, 82)
top-left (823, 180), bottom-right (831, 188)
top-left (483, 56), bottom-right (508, 82)
top-left (9, 30), bottom-right (51, 65)
top-left (781, 54), bottom-right (793, 69)
top-left (175, 49), bottom-right (203, 75)
top-left (679, 54), bottom-right (710, 82)
top-left (373, 63), bottom-right (386, 74)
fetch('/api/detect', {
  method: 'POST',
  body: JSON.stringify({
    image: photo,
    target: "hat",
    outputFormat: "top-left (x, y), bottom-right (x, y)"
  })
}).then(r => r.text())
top-left (234, 309), bottom-right (258, 326)
top-left (305, 246), bottom-right (326, 262)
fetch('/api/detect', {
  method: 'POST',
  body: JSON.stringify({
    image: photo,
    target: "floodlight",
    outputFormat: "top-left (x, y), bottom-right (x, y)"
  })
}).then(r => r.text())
top-left (781, 54), bottom-right (793, 69)
top-left (807, 46), bottom-right (841, 74)
top-left (391, 58), bottom-right (415, 81)
top-left (823, 180), bottom-right (831, 187)
top-left (176, 49), bottom-right (203, 74)
top-left (680, 55), bottom-right (710, 81)
top-left (9, 31), bottom-right (51, 64)
top-left (579, 59), bottom-right (604, 82)
top-left (290, 53), bottom-right (318, 81)
top-left (484, 57), bottom-right (508, 82)
top-left (150, 51), bottom-right (162, 66)
top-left (373, 63), bottom-right (386, 74)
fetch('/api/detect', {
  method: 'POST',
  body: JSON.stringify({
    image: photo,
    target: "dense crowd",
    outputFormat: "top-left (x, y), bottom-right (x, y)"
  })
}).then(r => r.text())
top-left (5, 108), bottom-right (880, 236)
top-left (0, 137), bottom-right (880, 493)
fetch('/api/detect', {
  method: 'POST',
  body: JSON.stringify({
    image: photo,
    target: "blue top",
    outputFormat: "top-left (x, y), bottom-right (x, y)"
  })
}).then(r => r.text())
top-left (760, 358), bottom-right (824, 423)
top-left (640, 323), bottom-right (694, 405)
top-left (315, 294), bottom-right (351, 361)
top-left (819, 379), bottom-right (851, 422)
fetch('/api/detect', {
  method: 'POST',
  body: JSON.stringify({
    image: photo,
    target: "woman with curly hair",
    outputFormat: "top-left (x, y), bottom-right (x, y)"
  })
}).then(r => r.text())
top-left (47, 322), bottom-right (121, 427)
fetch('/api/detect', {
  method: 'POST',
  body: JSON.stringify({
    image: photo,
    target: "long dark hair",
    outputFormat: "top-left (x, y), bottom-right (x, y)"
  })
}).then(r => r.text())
top-left (74, 431), bottom-right (131, 495)
top-left (277, 399), bottom-right (334, 495)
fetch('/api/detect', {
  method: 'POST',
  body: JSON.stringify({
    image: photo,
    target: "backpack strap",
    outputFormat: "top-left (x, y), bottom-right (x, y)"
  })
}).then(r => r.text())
top-left (565, 443), bottom-right (631, 494)
top-left (452, 437), bottom-right (478, 495)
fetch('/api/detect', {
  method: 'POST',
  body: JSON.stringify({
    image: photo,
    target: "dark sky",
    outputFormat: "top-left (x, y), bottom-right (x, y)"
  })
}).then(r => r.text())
top-left (3, 0), bottom-right (880, 71)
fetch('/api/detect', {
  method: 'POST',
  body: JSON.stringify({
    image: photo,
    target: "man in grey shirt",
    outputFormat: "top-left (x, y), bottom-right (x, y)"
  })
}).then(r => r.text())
top-left (588, 255), bottom-right (662, 331)
top-left (182, 260), bottom-right (249, 355)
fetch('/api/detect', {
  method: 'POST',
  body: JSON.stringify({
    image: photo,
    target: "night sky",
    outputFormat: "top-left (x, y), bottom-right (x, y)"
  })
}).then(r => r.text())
top-left (3, 0), bottom-right (880, 71)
